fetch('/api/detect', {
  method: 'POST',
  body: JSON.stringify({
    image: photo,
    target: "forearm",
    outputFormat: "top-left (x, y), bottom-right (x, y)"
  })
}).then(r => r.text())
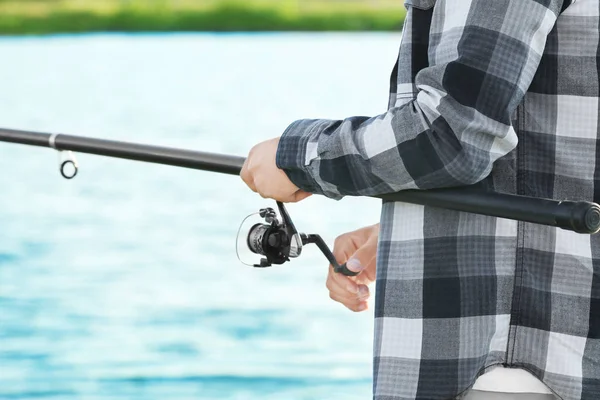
top-left (276, 88), bottom-right (517, 199)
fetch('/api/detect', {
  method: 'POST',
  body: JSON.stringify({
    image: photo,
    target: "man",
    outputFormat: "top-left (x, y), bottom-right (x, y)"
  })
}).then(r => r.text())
top-left (241, 0), bottom-right (600, 399)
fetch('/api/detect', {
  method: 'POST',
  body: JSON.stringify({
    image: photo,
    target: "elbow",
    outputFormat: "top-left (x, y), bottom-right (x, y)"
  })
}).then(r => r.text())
top-left (409, 93), bottom-right (517, 189)
top-left (443, 131), bottom-right (517, 187)
top-left (451, 151), bottom-right (494, 186)
top-left (449, 127), bottom-right (518, 187)
top-left (414, 147), bottom-right (495, 190)
top-left (397, 129), bottom-right (506, 190)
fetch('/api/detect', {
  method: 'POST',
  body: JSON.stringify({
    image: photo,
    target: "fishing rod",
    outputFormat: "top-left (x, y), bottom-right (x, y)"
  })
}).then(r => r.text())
top-left (1, 127), bottom-right (599, 276)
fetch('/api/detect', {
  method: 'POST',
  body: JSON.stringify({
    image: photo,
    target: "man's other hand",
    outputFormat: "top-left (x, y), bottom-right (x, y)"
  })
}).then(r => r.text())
top-left (240, 137), bottom-right (312, 203)
top-left (326, 224), bottom-right (379, 312)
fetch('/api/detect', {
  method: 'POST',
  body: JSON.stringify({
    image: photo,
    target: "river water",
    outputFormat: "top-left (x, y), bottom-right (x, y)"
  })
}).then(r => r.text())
top-left (0, 33), bottom-right (401, 399)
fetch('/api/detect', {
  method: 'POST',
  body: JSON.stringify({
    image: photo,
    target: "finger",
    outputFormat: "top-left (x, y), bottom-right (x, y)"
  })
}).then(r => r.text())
top-left (277, 190), bottom-right (312, 203)
top-left (332, 236), bottom-right (357, 270)
top-left (252, 175), bottom-right (293, 201)
top-left (345, 234), bottom-right (378, 274)
top-left (329, 265), bottom-right (360, 294)
top-left (290, 190), bottom-right (312, 203)
top-left (240, 160), bottom-right (257, 192)
top-left (261, 189), bottom-right (311, 203)
top-left (327, 275), bottom-right (371, 302)
top-left (357, 284), bottom-right (370, 300)
top-left (356, 257), bottom-right (377, 286)
top-left (251, 176), bottom-right (272, 199)
top-left (329, 290), bottom-right (369, 312)
top-left (326, 268), bottom-right (359, 296)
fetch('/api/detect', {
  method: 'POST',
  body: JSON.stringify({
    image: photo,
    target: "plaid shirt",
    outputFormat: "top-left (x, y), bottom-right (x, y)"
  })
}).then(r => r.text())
top-left (276, 0), bottom-right (600, 399)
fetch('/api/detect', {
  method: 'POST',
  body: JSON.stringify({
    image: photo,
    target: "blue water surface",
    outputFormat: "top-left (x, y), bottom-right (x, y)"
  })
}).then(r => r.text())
top-left (0, 33), bottom-right (401, 400)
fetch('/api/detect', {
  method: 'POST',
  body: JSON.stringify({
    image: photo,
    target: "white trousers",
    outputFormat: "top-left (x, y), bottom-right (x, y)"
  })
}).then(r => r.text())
top-left (463, 391), bottom-right (557, 400)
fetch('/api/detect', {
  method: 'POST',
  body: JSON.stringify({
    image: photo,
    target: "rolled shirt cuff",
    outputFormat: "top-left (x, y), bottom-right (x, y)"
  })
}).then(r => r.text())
top-left (275, 119), bottom-right (322, 195)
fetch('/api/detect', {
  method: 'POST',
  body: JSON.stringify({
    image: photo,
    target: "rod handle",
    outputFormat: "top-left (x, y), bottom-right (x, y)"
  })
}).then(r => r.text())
top-left (557, 201), bottom-right (600, 234)
top-left (378, 187), bottom-right (600, 234)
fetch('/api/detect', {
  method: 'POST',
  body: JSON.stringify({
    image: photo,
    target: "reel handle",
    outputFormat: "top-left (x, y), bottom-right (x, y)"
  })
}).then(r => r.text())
top-left (334, 262), bottom-right (360, 277)
top-left (301, 234), bottom-right (359, 277)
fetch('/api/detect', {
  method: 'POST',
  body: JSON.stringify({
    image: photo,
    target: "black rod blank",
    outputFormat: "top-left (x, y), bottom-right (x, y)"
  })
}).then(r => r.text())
top-left (0, 128), bottom-right (244, 175)
top-left (1, 127), bottom-right (599, 234)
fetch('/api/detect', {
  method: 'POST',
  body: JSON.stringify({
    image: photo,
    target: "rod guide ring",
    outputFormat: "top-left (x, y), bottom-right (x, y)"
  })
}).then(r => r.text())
top-left (60, 159), bottom-right (78, 179)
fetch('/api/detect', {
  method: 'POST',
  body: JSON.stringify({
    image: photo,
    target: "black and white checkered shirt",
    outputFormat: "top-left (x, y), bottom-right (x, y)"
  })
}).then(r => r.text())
top-left (276, 0), bottom-right (599, 399)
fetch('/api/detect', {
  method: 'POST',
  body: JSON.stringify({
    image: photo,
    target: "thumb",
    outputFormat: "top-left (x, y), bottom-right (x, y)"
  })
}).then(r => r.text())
top-left (345, 236), bottom-right (377, 274)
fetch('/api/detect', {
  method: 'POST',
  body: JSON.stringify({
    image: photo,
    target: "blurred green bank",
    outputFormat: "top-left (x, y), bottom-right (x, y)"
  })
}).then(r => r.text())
top-left (0, 0), bottom-right (407, 34)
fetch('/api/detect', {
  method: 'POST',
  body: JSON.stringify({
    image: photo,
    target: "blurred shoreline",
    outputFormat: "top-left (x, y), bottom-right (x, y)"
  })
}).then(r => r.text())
top-left (0, 0), bottom-right (406, 35)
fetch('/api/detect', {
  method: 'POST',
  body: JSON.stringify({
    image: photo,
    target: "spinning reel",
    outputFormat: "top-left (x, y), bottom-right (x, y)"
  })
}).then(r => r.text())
top-left (236, 202), bottom-right (357, 276)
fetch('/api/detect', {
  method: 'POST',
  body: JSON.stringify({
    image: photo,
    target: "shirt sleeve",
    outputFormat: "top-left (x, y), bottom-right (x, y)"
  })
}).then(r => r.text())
top-left (275, 0), bottom-right (565, 199)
